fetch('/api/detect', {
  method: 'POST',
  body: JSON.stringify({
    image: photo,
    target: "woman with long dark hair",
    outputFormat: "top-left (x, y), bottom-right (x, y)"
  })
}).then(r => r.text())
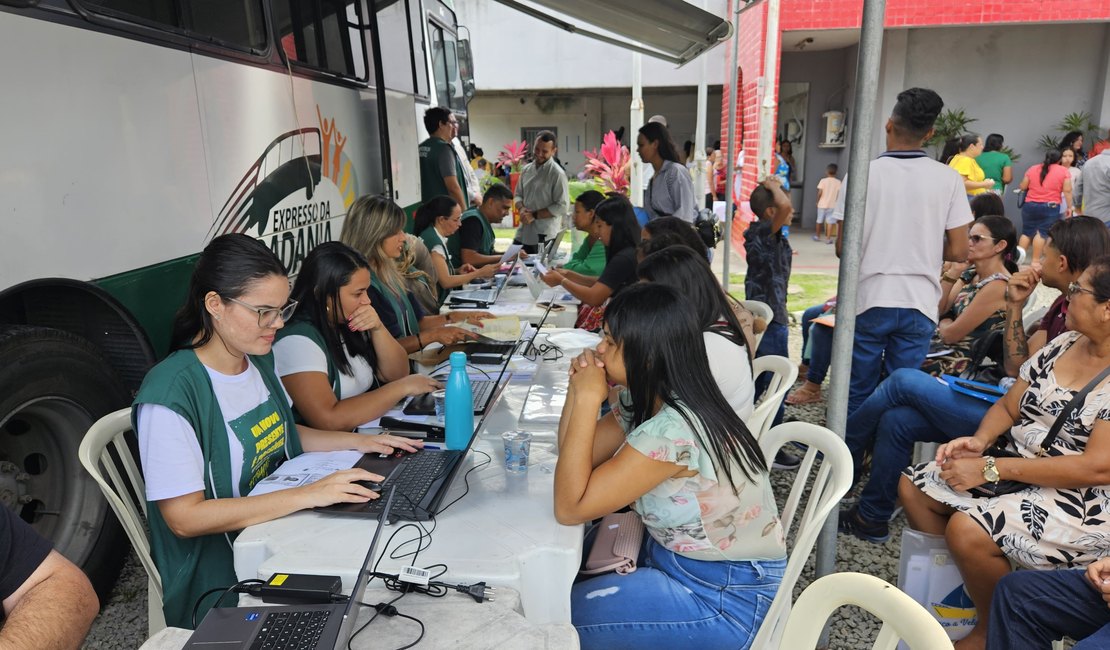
top-left (641, 215), bottom-right (709, 258)
top-left (541, 195), bottom-right (641, 307)
top-left (1019, 149), bottom-right (1073, 263)
top-left (273, 242), bottom-right (440, 431)
top-left (638, 122), bottom-right (697, 222)
top-left (557, 190), bottom-right (607, 277)
top-left (556, 283), bottom-right (785, 649)
top-left (340, 195), bottom-right (490, 353)
top-left (413, 195), bottom-right (500, 306)
top-left (638, 246), bottom-right (755, 418)
top-left (1060, 130), bottom-right (1087, 168)
top-left (134, 234), bottom-right (419, 628)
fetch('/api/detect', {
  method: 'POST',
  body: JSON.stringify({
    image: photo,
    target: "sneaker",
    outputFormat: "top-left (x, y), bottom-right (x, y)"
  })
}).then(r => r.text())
top-left (838, 505), bottom-right (891, 543)
top-left (771, 448), bottom-right (802, 470)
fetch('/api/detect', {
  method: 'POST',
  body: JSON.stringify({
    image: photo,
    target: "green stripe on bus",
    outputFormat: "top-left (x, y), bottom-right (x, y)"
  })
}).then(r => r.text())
top-left (96, 254), bottom-right (200, 360)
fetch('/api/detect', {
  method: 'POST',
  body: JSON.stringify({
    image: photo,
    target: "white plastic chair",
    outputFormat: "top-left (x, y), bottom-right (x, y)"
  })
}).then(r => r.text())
top-left (747, 355), bottom-right (798, 440)
top-left (739, 300), bottom-right (774, 348)
top-left (750, 421), bottom-right (853, 649)
top-left (778, 572), bottom-right (952, 649)
top-left (1014, 245), bottom-right (1027, 267)
top-left (78, 408), bottom-right (165, 636)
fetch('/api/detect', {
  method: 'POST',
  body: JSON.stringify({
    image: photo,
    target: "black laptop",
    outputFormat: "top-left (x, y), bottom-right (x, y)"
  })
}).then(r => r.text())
top-left (401, 324), bottom-right (523, 417)
top-left (184, 489), bottom-right (396, 650)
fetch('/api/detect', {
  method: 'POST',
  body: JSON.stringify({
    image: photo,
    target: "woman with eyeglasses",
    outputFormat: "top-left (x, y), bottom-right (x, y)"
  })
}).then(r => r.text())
top-left (924, 215), bottom-right (1018, 377)
top-left (273, 242), bottom-right (440, 431)
top-left (900, 255), bottom-right (1110, 650)
top-left (340, 195), bottom-right (491, 353)
top-left (413, 195), bottom-right (500, 307)
top-left (133, 234), bottom-right (421, 628)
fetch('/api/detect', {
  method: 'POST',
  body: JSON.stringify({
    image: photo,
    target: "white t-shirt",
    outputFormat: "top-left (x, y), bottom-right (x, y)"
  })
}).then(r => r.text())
top-left (428, 228), bottom-right (450, 260)
top-left (273, 334), bottom-right (375, 400)
top-left (704, 331), bottom-right (755, 422)
top-left (138, 359), bottom-right (292, 500)
top-left (834, 152), bottom-right (972, 321)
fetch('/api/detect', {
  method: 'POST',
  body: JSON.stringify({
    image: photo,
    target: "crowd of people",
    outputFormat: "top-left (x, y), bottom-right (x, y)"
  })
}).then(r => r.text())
top-left (16, 86), bottom-right (1110, 650)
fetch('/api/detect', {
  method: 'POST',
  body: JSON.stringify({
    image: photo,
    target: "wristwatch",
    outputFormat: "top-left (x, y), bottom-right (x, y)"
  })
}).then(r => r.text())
top-left (982, 456), bottom-right (1000, 483)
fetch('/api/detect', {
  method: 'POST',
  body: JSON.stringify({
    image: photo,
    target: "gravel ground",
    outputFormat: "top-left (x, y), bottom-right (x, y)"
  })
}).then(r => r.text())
top-left (84, 283), bottom-right (1060, 648)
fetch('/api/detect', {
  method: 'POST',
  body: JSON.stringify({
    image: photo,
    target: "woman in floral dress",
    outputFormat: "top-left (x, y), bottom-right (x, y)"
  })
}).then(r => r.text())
top-left (900, 256), bottom-right (1110, 650)
top-left (554, 283), bottom-right (786, 649)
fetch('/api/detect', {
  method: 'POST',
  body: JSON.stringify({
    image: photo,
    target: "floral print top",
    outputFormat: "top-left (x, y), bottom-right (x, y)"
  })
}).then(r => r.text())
top-left (615, 392), bottom-right (786, 562)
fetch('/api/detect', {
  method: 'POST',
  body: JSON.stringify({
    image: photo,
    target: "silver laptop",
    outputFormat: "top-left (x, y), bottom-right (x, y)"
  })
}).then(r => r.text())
top-left (447, 256), bottom-right (520, 306)
top-left (184, 489), bottom-right (396, 649)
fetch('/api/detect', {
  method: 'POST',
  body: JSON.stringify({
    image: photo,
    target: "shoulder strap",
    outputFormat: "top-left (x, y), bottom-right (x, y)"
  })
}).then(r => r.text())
top-left (1039, 363), bottom-right (1110, 453)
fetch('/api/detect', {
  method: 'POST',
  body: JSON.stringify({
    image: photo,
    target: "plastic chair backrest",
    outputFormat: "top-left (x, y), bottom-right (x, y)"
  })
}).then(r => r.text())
top-left (750, 421), bottom-right (853, 649)
top-left (739, 300), bottom-right (774, 348)
top-left (778, 572), bottom-right (952, 649)
top-left (747, 355), bottom-right (798, 440)
top-left (77, 408), bottom-right (165, 635)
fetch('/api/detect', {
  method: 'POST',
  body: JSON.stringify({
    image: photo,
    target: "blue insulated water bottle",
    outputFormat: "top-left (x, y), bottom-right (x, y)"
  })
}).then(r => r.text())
top-left (445, 351), bottom-right (473, 450)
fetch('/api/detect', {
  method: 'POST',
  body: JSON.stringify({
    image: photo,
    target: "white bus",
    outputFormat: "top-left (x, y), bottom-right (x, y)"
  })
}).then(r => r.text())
top-left (0, 0), bottom-right (472, 595)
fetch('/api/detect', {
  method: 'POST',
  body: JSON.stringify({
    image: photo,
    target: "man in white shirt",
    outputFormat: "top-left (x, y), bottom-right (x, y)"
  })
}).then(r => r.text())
top-left (835, 87), bottom-right (971, 414)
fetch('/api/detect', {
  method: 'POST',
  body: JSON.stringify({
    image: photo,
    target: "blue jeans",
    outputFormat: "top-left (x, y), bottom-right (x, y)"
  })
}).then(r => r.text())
top-left (1021, 201), bottom-right (1062, 238)
top-left (572, 535), bottom-right (785, 649)
top-left (755, 321), bottom-right (789, 427)
top-left (845, 369), bottom-right (988, 522)
top-left (847, 307), bottom-right (935, 415)
top-left (988, 568), bottom-right (1110, 650)
top-left (801, 305), bottom-right (834, 383)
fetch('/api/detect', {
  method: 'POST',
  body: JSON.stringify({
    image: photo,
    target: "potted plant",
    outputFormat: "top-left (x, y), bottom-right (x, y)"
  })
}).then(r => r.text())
top-left (582, 131), bottom-right (630, 196)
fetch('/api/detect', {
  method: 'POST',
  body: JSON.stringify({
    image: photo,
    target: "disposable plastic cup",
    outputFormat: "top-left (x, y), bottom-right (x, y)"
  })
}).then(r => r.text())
top-left (432, 389), bottom-right (447, 423)
top-left (502, 430), bottom-right (532, 474)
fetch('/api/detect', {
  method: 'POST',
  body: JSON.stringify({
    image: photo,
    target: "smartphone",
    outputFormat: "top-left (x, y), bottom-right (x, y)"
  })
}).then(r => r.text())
top-left (954, 379), bottom-right (1005, 397)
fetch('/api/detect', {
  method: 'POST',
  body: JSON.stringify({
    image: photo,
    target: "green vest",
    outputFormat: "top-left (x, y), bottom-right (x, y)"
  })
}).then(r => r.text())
top-left (132, 349), bottom-right (303, 629)
top-left (418, 226), bottom-right (455, 306)
top-left (275, 320), bottom-right (339, 423)
top-left (371, 272), bottom-right (420, 338)
top-left (460, 207), bottom-right (496, 255)
top-left (418, 136), bottom-right (468, 203)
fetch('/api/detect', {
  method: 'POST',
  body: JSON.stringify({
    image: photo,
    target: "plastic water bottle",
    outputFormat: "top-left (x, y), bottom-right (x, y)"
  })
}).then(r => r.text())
top-left (536, 233), bottom-right (547, 259)
top-left (444, 351), bottom-right (472, 450)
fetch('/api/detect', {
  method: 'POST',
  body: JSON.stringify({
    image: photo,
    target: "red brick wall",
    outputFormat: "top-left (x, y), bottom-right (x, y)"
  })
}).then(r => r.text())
top-left (780, 0), bottom-right (1110, 31)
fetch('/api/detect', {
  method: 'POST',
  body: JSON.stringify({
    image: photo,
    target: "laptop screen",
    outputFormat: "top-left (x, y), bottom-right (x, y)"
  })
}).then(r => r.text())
top-left (333, 488), bottom-right (396, 648)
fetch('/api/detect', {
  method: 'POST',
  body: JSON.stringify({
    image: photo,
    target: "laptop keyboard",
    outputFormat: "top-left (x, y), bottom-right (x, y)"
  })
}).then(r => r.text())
top-left (365, 452), bottom-right (456, 518)
top-left (405, 380), bottom-right (495, 415)
top-left (250, 610), bottom-right (330, 650)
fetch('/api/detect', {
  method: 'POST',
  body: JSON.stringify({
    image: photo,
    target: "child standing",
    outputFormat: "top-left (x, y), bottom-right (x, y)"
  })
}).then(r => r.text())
top-left (814, 164), bottom-right (841, 243)
top-left (745, 178), bottom-right (796, 467)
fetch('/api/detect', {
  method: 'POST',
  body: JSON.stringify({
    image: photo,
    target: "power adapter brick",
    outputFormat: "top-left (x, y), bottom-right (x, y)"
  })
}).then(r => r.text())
top-left (248, 573), bottom-right (344, 605)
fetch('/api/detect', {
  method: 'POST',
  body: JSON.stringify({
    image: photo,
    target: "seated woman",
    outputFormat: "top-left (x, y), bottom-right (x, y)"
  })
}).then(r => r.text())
top-left (399, 233), bottom-right (440, 316)
top-left (413, 195), bottom-right (500, 306)
top-left (541, 194), bottom-right (641, 307)
top-left (923, 214), bottom-right (1017, 377)
top-left (641, 215), bottom-right (709, 258)
top-left (273, 242), bottom-right (441, 431)
top-left (899, 255), bottom-right (1110, 650)
top-left (558, 190), bottom-right (607, 277)
top-left (555, 283), bottom-right (785, 649)
top-left (134, 233), bottom-right (419, 628)
top-left (340, 195), bottom-right (490, 354)
top-left (637, 245), bottom-right (755, 419)
top-left (785, 297), bottom-right (836, 405)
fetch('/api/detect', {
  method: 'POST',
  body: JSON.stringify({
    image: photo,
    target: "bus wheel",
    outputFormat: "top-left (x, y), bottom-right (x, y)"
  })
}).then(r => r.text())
top-left (0, 325), bottom-right (131, 600)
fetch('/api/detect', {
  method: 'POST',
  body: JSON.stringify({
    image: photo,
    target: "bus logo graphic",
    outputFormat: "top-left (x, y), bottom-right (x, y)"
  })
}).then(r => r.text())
top-left (209, 107), bottom-right (358, 274)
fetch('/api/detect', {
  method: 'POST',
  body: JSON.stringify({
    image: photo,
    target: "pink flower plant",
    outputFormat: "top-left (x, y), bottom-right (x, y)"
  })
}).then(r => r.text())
top-left (497, 140), bottom-right (529, 174)
top-left (583, 130), bottom-right (631, 195)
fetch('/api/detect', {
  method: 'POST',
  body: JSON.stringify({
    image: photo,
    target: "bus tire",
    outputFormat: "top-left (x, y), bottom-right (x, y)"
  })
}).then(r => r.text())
top-left (0, 325), bottom-right (131, 600)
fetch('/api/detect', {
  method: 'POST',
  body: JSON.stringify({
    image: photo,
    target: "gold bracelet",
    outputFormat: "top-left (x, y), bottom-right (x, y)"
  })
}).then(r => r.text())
top-left (941, 273), bottom-right (958, 283)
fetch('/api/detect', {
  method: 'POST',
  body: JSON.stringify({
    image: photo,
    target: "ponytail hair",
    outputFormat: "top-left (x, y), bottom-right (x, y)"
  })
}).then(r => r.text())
top-left (1040, 149), bottom-right (1062, 184)
top-left (976, 215), bottom-right (1019, 274)
top-left (414, 195), bottom-right (459, 235)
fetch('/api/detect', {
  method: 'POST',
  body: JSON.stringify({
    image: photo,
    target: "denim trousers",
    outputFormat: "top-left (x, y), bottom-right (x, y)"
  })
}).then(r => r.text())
top-left (755, 321), bottom-right (789, 427)
top-left (845, 368), bottom-right (988, 521)
top-left (988, 568), bottom-right (1110, 650)
top-left (572, 535), bottom-right (786, 650)
top-left (1021, 200), bottom-right (1062, 238)
top-left (800, 304), bottom-right (833, 384)
top-left (847, 307), bottom-right (935, 415)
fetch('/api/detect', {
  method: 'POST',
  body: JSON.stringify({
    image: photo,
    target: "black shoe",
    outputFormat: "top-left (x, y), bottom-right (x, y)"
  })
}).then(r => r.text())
top-left (838, 505), bottom-right (891, 543)
top-left (771, 448), bottom-right (802, 470)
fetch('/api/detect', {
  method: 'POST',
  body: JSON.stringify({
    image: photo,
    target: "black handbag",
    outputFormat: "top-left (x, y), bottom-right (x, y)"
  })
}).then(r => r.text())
top-left (969, 364), bottom-right (1110, 498)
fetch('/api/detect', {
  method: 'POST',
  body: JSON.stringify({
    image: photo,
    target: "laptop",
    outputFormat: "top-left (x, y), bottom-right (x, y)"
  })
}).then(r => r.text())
top-left (447, 257), bottom-right (519, 307)
top-left (184, 489), bottom-right (397, 650)
top-left (401, 324), bottom-right (522, 417)
top-left (540, 230), bottom-right (567, 265)
top-left (319, 408), bottom-right (490, 521)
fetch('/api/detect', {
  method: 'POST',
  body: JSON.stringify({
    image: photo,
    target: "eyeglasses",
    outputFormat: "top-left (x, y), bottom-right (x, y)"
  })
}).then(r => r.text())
top-left (1068, 282), bottom-right (1101, 300)
top-left (968, 234), bottom-right (997, 245)
top-left (224, 297), bottom-right (298, 327)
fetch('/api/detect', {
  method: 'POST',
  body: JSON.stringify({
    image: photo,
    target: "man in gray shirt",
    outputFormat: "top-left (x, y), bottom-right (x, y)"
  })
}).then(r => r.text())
top-left (513, 131), bottom-right (569, 253)
top-left (1076, 147), bottom-right (1110, 222)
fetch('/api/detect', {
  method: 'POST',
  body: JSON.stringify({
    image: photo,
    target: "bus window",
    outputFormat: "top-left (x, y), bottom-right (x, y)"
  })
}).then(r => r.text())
top-left (272, 0), bottom-right (370, 80)
top-left (81, 0), bottom-right (267, 51)
top-left (428, 20), bottom-right (463, 110)
top-left (456, 29), bottom-right (475, 104)
top-left (374, 0), bottom-right (415, 93)
top-left (408, 0), bottom-right (429, 98)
